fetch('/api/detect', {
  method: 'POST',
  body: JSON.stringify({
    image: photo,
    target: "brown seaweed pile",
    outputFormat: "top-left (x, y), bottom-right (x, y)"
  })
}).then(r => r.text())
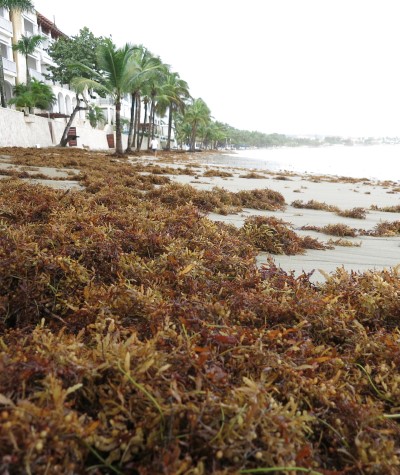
top-left (0, 148), bottom-right (400, 475)
top-left (242, 216), bottom-right (330, 254)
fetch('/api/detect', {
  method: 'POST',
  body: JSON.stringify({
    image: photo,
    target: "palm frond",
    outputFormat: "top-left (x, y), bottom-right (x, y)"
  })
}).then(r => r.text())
top-left (0, 0), bottom-right (34, 11)
top-left (70, 77), bottom-right (110, 97)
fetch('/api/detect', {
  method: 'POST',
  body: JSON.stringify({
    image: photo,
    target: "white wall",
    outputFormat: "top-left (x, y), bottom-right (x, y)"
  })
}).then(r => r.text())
top-left (0, 107), bottom-right (129, 150)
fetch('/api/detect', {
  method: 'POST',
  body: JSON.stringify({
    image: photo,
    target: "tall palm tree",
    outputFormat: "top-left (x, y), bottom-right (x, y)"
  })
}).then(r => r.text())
top-left (0, 0), bottom-right (34, 107)
top-left (175, 118), bottom-right (192, 149)
top-left (72, 39), bottom-right (136, 155)
top-left (12, 34), bottom-right (43, 83)
top-left (156, 72), bottom-right (190, 150)
top-left (201, 121), bottom-right (227, 149)
top-left (146, 62), bottom-right (169, 148)
top-left (184, 98), bottom-right (211, 151)
top-left (124, 45), bottom-right (162, 153)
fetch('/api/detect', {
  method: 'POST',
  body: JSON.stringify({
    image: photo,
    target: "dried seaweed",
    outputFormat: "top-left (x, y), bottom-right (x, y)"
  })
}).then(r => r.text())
top-left (0, 147), bottom-right (400, 474)
top-left (241, 216), bottom-right (330, 254)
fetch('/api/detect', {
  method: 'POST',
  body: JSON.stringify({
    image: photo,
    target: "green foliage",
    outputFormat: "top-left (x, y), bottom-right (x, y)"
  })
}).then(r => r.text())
top-left (12, 34), bottom-right (43, 57)
top-left (8, 79), bottom-right (56, 110)
top-left (0, 0), bottom-right (33, 10)
top-left (87, 105), bottom-right (106, 128)
top-left (46, 27), bottom-right (107, 86)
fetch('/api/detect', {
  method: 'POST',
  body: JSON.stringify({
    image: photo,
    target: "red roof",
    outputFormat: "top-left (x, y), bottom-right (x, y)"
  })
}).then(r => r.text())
top-left (36, 12), bottom-right (67, 39)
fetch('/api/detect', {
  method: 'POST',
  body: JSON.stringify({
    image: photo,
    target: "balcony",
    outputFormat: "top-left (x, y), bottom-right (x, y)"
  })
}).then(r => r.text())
top-left (29, 68), bottom-right (44, 81)
top-left (95, 97), bottom-right (113, 106)
top-left (2, 57), bottom-right (17, 74)
top-left (24, 24), bottom-right (39, 37)
top-left (0, 16), bottom-right (12, 34)
top-left (40, 50), bottom-right (56, 67)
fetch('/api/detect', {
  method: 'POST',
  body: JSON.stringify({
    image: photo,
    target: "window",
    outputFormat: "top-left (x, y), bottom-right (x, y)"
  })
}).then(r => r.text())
top-left (24, 18), bottom-right (36, 36)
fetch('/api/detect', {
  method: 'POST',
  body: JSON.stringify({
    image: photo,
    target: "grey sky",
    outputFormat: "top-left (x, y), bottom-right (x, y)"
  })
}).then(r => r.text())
top-left (33, 0), bottom-right (400, 137)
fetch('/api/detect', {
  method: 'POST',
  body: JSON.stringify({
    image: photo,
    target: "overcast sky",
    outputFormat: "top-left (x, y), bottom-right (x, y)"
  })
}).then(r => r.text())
top-left (32, 0), bottom-right (400, 137)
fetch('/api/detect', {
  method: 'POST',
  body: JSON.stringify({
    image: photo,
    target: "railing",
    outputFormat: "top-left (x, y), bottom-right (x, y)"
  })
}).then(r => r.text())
top-left (2, 57), bottom-right (16, 74)
top-left (29, 68), bottom-right (44, 81)
top-left (0, 16), bottom-right (12, 33)
top-left (24, 26), bottom-right (39, 37)
top-left (40, 50), bottom-right (55, 66)
top-left (95, 97), bottom-right (113, 105)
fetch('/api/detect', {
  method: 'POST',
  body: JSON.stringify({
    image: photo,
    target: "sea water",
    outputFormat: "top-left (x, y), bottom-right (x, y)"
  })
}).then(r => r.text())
top-left (201, 144), bottom-right (400, 181)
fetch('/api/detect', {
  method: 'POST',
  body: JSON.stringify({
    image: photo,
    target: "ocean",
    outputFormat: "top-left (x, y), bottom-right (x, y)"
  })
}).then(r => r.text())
top-left (200, 144), bottom-right (400, 182)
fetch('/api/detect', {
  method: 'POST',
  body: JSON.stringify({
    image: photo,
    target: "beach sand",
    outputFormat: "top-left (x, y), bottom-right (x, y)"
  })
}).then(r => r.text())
top-left (2, 148), bottom-right (399, 282)
top-left (137, 153), bottom-right (400, 282)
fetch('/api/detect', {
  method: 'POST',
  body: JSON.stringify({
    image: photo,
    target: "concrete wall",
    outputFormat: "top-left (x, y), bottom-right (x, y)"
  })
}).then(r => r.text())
top-left (0, 107), bottom-right (132, 150)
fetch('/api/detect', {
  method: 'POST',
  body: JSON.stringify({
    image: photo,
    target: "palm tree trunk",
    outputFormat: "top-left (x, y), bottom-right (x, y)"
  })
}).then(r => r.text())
top-left (25, 53), bottom-right (29, 84)
top-left (135, 98), bottom-right (142, 151)
top-left (59, 100), bottom-right (86, 147)
top-left (138, 100), bottom-right (148, 151)
top-left (149, 99), bottom-right (155, 145)
top-left (190, 122), bottom-right (198, 151)
top-left (166, 106), bottom-right (173, 150)
top-left (132, 94), bottom-right (139, 150)
top-left (125, 92), bottom-right (135, 153)
top-left (115, 100), bottom-right (123, 155)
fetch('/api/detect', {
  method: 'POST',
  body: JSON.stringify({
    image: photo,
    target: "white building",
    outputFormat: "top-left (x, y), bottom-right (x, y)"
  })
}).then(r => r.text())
top-left (0, 6), bottom-right (76, 116)
top-left (0, 6), bottom-right (16, 103)
top-left (0, 4), bottom-right (176, 149)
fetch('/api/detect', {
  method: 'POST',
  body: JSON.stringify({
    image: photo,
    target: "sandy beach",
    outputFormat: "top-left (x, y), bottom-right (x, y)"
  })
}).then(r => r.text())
top-left (1, 148), bottom-right (400, 281)
top-left (134, 152), bottom-right (400, 281)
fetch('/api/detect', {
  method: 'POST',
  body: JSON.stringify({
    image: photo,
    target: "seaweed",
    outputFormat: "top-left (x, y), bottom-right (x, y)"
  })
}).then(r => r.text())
top-left (242, 216), bottom-right (329, 254)
top-left (0, 147), bottom-right (400, 474)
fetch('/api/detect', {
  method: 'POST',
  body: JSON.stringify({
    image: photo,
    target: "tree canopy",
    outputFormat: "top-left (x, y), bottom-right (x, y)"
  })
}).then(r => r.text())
top-left (0, 0), bottom-right (33, 10)
top-left (46, 27), bottom-right (107, 86)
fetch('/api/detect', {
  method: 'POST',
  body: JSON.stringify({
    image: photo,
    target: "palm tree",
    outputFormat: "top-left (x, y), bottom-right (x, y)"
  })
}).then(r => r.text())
top-left (124, 46), bottom-right (162, 153)
top-left (175, 120), bottom-right (192, 149)
top-left (8, 78), bottom-right (56, 111)
top-left (201, 121), bottom-right (227, 149)
top-left (71, 39), bottom-right (136, 155)
top-left (87, 105), bottom-right (106, 128)
top-left (146, 63), bottom-right (169, 149)
top-left (0, 0), bottom-right (34, 107)
top-left (184, 98), bottom-right (211, 151)
top-left (12, 34), bottom-right (44, 83)
top-left (156, 72), bottom-right (190, 150)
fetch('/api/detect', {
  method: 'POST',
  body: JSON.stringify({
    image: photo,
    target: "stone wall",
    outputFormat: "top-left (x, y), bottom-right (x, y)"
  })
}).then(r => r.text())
top-left (0, 107), bottom-right (134, 150)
